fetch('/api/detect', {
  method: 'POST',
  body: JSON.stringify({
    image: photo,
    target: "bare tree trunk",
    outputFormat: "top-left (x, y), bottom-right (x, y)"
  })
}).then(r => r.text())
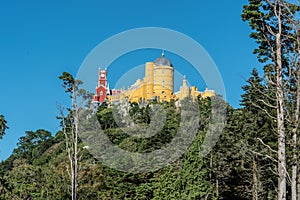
top-left (276, 32), bottom-right (286, 200)
top-left (58, 72), bottom-right (86, 200)
top-left (59, 90), bottom-right (79, 200)
top-left (274, 4), bottom-right (286, 199)
top-left (72, 87), bottom-right (79, 200)
top-left (59, 106), bottom-right (77, 200)
top-left (262, 1), bottom-right (286, 197)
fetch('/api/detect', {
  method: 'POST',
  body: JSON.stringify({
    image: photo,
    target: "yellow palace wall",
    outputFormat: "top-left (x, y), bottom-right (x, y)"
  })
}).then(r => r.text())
top-left (107, 61), bottom-right (215, 104)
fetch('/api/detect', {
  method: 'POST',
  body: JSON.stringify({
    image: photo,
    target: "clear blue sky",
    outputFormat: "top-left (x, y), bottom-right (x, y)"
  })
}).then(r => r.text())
top-left (0, 0), bottom-right (260, 161)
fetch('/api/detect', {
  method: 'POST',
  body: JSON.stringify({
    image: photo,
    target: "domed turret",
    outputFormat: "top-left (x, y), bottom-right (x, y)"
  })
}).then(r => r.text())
top-left (152, 52), bottom-right (174, 101)
top-left (153, 52), bottom-right (173, 67)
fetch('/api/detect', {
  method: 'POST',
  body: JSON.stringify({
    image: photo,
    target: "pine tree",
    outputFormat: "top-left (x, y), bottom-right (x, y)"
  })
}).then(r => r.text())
top-left (242, 1), bottom-right (299, 199)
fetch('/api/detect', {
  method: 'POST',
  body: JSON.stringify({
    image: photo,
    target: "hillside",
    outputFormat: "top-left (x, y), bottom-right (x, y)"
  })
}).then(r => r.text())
top-left (0, 94), bottom-right (279, 199)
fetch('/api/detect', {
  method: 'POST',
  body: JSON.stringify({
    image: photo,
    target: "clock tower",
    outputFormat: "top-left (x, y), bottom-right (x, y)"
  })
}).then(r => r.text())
top-left (93, 68), bottom-right (109, 103)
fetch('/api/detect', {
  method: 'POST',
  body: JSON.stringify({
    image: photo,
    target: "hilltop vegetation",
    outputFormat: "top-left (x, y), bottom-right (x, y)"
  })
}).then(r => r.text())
top-left (0, 90), bottom-right (280, 199)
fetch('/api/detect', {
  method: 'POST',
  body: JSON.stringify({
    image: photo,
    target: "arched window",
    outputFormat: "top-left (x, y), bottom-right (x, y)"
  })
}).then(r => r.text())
top-left (100, 91), bottom-right (103, 96)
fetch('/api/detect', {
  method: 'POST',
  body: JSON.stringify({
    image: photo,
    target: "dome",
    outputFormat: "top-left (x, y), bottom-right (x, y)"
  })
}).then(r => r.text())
top-left (154, 53), bottom-right (173, 67)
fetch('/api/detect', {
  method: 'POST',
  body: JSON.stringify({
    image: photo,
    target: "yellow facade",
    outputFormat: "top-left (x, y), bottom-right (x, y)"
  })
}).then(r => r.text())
top-left (202, 88), bottom-right (216, 98)
top-left (153, 65), bottom-right (174, 102)
top-left (107, 54), bottom-right (215, 104)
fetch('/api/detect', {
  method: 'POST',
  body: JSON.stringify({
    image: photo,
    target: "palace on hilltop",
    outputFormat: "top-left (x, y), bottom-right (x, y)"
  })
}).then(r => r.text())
top-left (92, 53), bottom-right (215, 104)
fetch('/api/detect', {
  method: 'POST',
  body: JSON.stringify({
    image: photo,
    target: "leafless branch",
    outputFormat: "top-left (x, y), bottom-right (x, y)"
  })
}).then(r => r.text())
top-left (251, 102), bottom-right (277, 120)
top-left (257, 137), bottom-right (277, 153)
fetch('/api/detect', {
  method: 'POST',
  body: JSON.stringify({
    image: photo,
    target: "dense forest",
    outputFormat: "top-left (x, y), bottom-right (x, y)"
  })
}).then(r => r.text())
top-left (0, 92), bottom-right (277, 199)
top-left (1, 0), bottom-right (300, 199)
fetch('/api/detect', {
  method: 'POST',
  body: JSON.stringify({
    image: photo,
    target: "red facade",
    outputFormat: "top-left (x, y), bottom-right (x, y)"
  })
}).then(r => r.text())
top-left (93, 68), bottom-right (108, 103)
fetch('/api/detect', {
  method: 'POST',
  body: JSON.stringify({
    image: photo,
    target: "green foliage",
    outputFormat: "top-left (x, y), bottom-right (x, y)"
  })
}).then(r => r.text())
top-left (96, 105), bottom-right (118, 130)
top-left (0, 99), bottom-right (218, 199)
top-left (0, 94), bottom-right (280, 200)
top-left (209, 69), bottom-right (277, 199)
top-left (153, 130), bottom-right (215, 199)
top-left (0, 130), bottom-right (68, 199)
top-left (242, 0), bottom-right (298, 64)
top-left (59, 72), bottom-right (77, 94)
top-left (0, 115), bottom-right (8, 140)
top-left (12, 129), bottom-right (54, 163)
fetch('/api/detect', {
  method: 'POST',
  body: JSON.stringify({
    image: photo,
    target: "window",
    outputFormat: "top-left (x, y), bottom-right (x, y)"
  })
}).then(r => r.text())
top-left (162, 91), bottom-right (165, 94)
top-left (100, 91), bottom-right (103, 96)
top-left (162, 79), bottom-right (165, 88)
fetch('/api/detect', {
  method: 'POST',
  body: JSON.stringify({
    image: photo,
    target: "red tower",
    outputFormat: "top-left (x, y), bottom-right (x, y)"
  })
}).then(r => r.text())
top-left (93, 68), bottom-right (109, 103)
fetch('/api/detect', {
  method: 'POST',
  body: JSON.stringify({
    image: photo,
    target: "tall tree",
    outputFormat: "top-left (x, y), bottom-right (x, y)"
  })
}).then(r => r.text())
top-left (58, 72), bottom-right (92, 200)
top-left (242, 0), bottom-right (299, 199)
